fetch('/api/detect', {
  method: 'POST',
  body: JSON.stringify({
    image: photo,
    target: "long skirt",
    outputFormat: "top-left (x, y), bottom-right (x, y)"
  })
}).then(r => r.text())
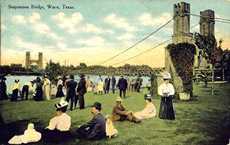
top-left (42, 129), bottom-right (71, 143)
top-left (159, 96), bottom-right (175, 120)
top-left (34, 89), bottom-right (43, 101)
top-left (11, 89), bottom-right (18, 101)
top-left (56, 85), bottom-right (64, 98)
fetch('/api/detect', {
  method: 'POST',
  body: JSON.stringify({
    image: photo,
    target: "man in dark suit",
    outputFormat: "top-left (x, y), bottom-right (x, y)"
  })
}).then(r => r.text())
top-left (104, 76), bottom-right (110, 94)
top-left (66, 75), bottom-right (77, 111)
top-left (76, 102), bottom-right (106, 140)
top-left (117, 76), bottom-right (128, 98)
top-left (111, 76), bottom-right (116, 94)
top-left (76, 74), bottom-right (87, 109)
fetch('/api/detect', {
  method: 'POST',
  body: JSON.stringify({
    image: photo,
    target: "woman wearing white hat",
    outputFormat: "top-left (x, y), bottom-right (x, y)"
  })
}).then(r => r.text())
top-left (134, 94), bottom-right (157, 120)
top-left (56, 76), bottom-right (64, 98)
top-left (158, 72), bottom-right (175, 120)
top-left (42, 98), bottom-right (71, 142)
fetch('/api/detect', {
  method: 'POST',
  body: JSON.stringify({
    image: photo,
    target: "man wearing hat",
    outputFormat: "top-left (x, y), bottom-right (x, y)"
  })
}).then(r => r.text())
top-left (117, 76), bottom-right (128, 98)
top-left (66, 74), bottom-right (77, 110)
top-left (158, 71), bottom-right (175, 120)
top-left (76, 74), bottom-right (87, 109)
top-left (42, 98), bottom-right (71, 142)
top-left (112, 97), bottom-right (141, 123)
top-left (75, 102), bottom-right (106, 140)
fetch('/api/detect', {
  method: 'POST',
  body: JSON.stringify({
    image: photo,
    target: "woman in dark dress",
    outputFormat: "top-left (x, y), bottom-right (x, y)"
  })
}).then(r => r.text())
top-left (11, 80), bottom-right (20, 101)
top-left (0, 77), bottom-right (8, 100)
top-left (56, 76), bottom-right (64, 98)
top-left (34, 77), bottom-right (43, 101)
top-left (158, 72), bottom-right (175, 120)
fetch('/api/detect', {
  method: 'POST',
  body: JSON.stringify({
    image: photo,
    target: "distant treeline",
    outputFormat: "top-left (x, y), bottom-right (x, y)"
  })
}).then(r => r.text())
top-left (0, 62), bottom-right (162, 79)
top-left (44, 61), bottom-right (162, 81)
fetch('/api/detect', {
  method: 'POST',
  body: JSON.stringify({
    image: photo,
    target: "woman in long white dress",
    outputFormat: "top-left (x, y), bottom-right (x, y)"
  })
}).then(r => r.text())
top-left (43, 75), bottom-right (51, 100)
top-left (158, 72), bottom-right (175, 120)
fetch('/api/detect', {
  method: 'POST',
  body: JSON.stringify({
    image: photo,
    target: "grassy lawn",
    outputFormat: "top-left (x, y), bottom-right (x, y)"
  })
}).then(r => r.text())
top-left (0, 83), bottom-right (230, 145)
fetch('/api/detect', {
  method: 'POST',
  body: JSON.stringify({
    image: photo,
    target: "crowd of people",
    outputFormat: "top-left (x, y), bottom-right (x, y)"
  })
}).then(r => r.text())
top-left (0, 74), bottom-right (144, 103)
top-left (1, 72), bottom-right (176, 144)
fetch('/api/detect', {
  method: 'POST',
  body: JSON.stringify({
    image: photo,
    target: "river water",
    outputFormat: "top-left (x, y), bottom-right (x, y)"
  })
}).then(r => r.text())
top-left (5, 75), bottom-right (151, 93)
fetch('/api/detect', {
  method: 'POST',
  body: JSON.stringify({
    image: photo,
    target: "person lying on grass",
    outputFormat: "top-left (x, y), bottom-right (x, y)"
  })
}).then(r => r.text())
top-left (111, 97), bottom-right (141, 123)
top-left (134, 94), bottom-right (156, 120)
top-left (42, 98), bottom-right (71, 143)
top-left (75, 102), bottom-right (106, 140)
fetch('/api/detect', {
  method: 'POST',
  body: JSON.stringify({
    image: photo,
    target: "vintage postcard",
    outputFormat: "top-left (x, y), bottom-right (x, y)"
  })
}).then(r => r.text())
top-left (0, 0), bottom-right (230, 145)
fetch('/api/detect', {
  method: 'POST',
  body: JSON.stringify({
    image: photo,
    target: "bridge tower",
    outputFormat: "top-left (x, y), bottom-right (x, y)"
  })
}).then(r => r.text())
top-left (172, 2), bottom-right (193, 44)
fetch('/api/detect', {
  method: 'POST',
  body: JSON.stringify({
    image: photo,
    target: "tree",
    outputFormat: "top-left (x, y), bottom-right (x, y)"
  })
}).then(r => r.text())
top-left (79, 63), bottom-right (87, 68)
top-left (45, 61), bottom-right (63, 81)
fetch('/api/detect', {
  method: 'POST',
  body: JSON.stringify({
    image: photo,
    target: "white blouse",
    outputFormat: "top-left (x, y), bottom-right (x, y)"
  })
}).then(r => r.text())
top-left (47, 113), bottom-right (71, 131)
top-left (158, 83), bottom-right (175, 96)
top-left (57, 80), bottom-right (63, 86)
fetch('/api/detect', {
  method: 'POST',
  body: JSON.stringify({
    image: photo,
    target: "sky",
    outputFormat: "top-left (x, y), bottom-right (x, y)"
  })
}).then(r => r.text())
top-left (1, 0), bottom-right (230, 68)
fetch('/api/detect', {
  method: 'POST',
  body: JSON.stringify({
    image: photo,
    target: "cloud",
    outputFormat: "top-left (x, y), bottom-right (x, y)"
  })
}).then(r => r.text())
top-left (1, 24), bottom-right (6, 31)
top-left (78, 36), bottom-right (105, 47)
top-left (52, 12), bottom-right (113, 34)
top-left (14, 36), bottom-right (44, 52)
top-left (104, 13), bottom-right (137, 32)
top-left (117, 33), bottom-right (135, 41)
top-left (52, 12), bottom-right (83, 33)
top-left (138, 12), bottom-right (172, 26)
top-left (11, 12), bottom-right (62, 41)
top-left (12, 15), bottom-right (27, 24)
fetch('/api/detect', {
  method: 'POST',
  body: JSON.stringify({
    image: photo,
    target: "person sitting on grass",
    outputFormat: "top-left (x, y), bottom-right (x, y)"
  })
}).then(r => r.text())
top-left (111, 97), bottom-right (141, 123)
top-left (134, 94), bottom-right (156, 120)
top-left (42, 98), bottom-right (71, 143)
top-left (105, 115), bottom-right (118, 139)
top-left (75, 102), bottom-right (106, 140)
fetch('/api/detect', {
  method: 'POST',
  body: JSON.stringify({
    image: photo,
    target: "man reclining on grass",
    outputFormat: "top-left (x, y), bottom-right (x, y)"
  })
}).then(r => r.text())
top-left (75, 102), bottom-right (106, 140)
top-left (111, 97), bottom-right (141, 123)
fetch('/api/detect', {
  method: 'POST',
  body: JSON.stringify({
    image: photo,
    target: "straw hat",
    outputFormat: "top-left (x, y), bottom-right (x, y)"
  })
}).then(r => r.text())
top-left (163, 72), bottom-right (171, 80)
top-left (55, 98), bottom-right (68, 109)
top-left (116, 97), bottom-right (122, 102)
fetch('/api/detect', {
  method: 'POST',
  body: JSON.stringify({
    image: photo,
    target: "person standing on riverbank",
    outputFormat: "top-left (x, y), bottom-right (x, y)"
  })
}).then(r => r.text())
top-left (10, 80), bottom-right (20, 101)
top-left (104, 76), bottom-right (110, 94)
top-left (86, 76), bottom-right (93, 92)
top-left (43, 75), bottom-right (51, 100)
top-left (34, 77), bottom-right (43, 101)
top-left (77, 74), bottom-right (87, 109)
top-left (111, 76), bottom-right (116, 94)
top-left (0, 76), bottom-right (8, 100)
top-left (158, 72), bottom-right (175, 120)
top-left (117, 76), bottom-right (128, 98)
top-left (56, 76), bottom-right (64, 98)
top-left (21, 81), bottom-right (30, 100)
top-left (66, 75), bottom-right (77, 111)
top-left (97, 76), bottom-right (104, 95)
top-left (135, 75), bottom-right (143, 92)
